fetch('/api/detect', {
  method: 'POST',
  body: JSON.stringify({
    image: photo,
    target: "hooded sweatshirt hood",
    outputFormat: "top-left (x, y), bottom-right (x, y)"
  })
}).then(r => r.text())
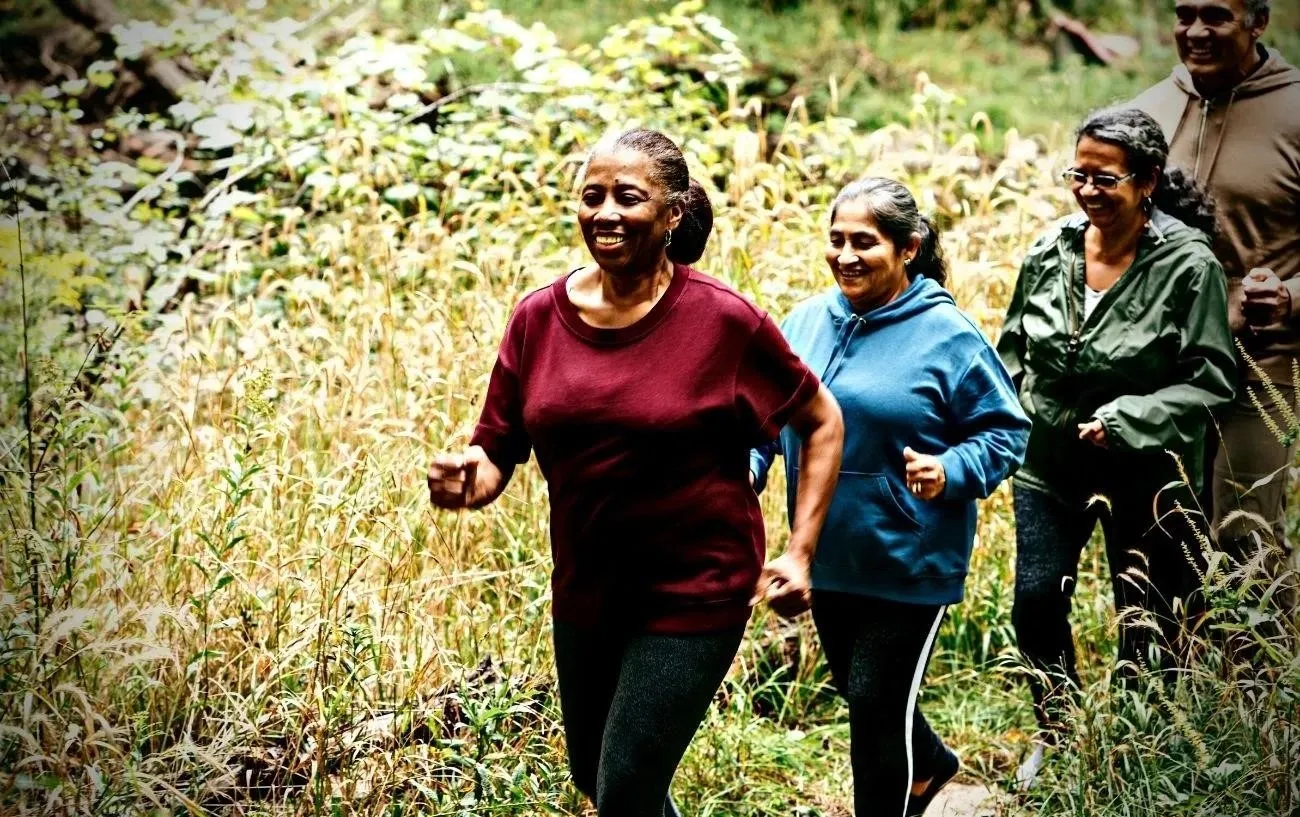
top-left (815, 275), bottom-right (957, 386)
top-left (1132, 46), bottom-right (1300, 384)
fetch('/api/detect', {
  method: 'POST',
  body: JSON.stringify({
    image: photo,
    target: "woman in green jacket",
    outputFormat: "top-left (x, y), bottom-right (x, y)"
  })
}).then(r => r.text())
top-left (997, 107), bottom-right (1236, 782)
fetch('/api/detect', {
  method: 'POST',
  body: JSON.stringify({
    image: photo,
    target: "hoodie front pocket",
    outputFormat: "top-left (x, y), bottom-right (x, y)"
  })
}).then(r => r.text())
top-left (815, 471), bottom-right (922, 574)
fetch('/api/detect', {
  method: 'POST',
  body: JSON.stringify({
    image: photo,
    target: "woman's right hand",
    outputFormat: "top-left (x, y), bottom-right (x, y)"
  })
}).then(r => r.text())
top-left (427, 446), bottom-right (503, 509)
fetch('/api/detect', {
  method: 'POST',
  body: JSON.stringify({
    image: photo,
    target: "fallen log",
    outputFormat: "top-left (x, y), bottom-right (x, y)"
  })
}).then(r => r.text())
top-left (47, 0), bottom-right (196, 100)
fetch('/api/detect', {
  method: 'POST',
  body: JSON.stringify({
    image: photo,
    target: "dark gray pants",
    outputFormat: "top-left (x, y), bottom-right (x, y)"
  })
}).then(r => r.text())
top-left (1212, 384), bottom-right (1297, 607)
top-left (1011, 481), bottom-right (1202, 731)
top-left (552, 620), bottom-right (743, 817)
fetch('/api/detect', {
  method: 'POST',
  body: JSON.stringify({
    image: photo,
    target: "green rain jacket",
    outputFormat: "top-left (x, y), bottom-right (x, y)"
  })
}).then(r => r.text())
top-left (997, 209), bottom-right (1237, 501)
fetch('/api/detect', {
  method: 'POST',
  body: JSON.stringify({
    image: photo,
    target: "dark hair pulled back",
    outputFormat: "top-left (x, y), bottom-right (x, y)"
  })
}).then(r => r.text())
top-left (585, 128), bottom-right (714, 264)
top-left (830, 177), bottom-right (947, 286)
top-left (1075, 107), bottom-right (1218, 239)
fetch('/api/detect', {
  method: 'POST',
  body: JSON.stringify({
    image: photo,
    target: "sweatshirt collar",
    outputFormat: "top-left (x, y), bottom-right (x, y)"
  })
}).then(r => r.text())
top-left (1172, 45), bottom-right (1300, 100)
top-left (828, 274), bottom-right (952, 326)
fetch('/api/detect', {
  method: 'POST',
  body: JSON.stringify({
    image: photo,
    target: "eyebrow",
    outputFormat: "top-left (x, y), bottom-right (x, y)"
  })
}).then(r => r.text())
top-left (831, 228), bottom-right (879, 239)
top-left (582, 181), bottom-right (649, 194)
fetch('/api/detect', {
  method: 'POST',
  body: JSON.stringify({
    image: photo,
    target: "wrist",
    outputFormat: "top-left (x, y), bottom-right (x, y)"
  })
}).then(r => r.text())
top-left (782, 539), bottom-right (815, 567)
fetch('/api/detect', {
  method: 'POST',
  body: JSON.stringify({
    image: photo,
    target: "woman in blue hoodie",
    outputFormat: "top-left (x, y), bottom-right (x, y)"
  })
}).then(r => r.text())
top-left (751, 178), bottom-right (1030, 816)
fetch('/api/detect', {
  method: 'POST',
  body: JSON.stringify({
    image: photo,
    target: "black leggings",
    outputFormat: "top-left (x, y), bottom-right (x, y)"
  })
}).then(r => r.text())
top-left (1011, 482), bottom-right (1202, 731)
top-left (552, 620), bottom-right (744, 817)
top-left (812, 591), bottom-right (948, 817)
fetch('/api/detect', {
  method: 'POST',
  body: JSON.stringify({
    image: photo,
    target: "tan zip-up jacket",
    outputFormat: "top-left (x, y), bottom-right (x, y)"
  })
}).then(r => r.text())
top-left (1133, 47), bottom-right (1300, 384)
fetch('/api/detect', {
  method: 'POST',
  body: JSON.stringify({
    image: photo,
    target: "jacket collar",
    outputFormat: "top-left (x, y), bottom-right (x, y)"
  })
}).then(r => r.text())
top-left (1059, 208), bottom-right (1177, 246)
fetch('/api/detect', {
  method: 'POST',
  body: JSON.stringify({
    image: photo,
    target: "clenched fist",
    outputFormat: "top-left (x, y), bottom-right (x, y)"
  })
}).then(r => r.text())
top-left (903, 446), bottom-right (946, 501)
top-left (1243, 267), bottom-right (1292, 326)
top-left (427, 446), bottom-right (504, 509)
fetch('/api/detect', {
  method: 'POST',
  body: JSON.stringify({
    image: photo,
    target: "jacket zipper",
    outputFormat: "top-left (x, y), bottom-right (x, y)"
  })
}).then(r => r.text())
top-left (1194, 98), bottom-right (1211, 181)
top-left (1064, 244), bottom-right (1081, 362)
top-left (1063, 229), bottom-right (1151, 363)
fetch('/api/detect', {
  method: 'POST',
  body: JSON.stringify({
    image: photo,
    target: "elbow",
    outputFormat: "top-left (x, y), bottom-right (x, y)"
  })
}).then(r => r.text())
top-left (797, 384), bottom-right (844, 467)
top-left (819, 387), bottom-right (845, 452)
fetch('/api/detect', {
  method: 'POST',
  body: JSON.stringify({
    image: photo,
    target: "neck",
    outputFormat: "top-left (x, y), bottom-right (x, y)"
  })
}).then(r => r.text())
top-left (1193, 44), bottom-right (1264, 97)
top-left (1089, 216), bottom-right (1147, 261)
top-left (849, 274), bottom-right (911, 313)
top-left (601, 257), bottom-right (674, 305)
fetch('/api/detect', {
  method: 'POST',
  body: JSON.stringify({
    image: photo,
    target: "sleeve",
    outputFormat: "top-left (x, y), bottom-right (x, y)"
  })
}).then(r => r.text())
top-left (937, 344), bottom-right (1033, 501)
top-left (468, 303), bottom-right (532, 467)
top-left (995, 252), bottom-right (1034, 391)
top-left (1284, 275), bottom-right (1300, 320)
top-left (735, 312), bottom-right (820, 448)
top-left (1093, 257), bottom-right (1238, 453)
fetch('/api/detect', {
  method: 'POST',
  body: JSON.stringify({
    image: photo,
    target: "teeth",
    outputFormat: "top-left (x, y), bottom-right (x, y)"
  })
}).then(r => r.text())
top-left (595, 235), bottom-right (624, 246)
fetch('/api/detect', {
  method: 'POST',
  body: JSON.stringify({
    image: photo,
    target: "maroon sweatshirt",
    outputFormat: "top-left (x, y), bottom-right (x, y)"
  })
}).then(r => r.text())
top-left (470, 265), bottom-right (818, 633)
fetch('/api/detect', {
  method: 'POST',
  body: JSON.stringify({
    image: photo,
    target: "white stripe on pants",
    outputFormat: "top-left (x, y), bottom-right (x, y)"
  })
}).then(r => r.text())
top-left (901, 605), bottom-right (947, 817)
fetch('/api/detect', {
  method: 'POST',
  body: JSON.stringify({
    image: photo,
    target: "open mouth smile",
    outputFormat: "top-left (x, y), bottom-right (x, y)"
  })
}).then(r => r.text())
top-left (594, 235), bottom-right (626, 247)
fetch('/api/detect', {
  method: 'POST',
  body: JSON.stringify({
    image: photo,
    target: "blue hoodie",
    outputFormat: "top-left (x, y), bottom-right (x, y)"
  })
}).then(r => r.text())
top-left (751, 276), bottom-right (1030, 605)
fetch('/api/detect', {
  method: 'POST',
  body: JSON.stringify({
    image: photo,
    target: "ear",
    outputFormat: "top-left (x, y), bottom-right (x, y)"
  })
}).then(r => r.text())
top-left (905, 234), bottom-right (922, 262)
top-left (1140, 169), bottom-right (1160, 200)
top-left (668, 200), bottom-right (684, 231)
top-left (1248, 8), bottom-right (1269, 40)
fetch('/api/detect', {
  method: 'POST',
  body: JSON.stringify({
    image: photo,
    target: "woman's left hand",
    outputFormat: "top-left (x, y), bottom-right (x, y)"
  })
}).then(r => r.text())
top-left (750, 552), bottom-right (812, 619)
top-left (1077, 419), bottom-right (1108, 448)
top-left (903, 446), bottom-right (946, 501)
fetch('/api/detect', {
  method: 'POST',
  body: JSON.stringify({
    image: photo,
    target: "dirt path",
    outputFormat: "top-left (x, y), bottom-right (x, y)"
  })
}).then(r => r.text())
top-left (926, 782), bottom-right (1000, 816)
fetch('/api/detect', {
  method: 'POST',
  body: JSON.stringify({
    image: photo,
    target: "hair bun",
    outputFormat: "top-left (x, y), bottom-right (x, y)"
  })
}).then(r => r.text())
top-left (668, 178), bottom-right (714, 265)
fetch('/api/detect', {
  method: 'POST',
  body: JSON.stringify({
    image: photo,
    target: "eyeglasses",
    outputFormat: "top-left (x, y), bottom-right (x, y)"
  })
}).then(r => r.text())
top-left (1061, 169), bottom-right (1137, 190)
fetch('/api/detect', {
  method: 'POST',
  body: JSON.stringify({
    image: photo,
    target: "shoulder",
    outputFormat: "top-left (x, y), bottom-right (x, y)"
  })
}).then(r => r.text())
top-left (1023, 215), bottom-right (1080, 262)
top-left (509, 278), bottom-right (561, 318)
top-left (1261, 83), bottom-right (1300, 132)
top-left (1129, 76), bottom-right (1182, 111)
top-left (924, 300), bottom-right (995, 357)
top-left (781, 289), bottom-right (837, 330)
top-left (1150, 210), bottom-right (1213, 257)
top-left (680, 266), bottom-right (769, 331)
top-left (1146, 217), bottom-right (1225, 282)
top-left (499, 277), bottom-right (564, 340)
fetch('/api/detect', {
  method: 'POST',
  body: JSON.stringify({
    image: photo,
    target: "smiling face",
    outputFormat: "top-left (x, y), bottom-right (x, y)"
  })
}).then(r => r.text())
top-left (1174, 0), bottom-right (1267, 94)
top-left (1070, 136), bottom-right (1157, 233)
top-left (825, 198), bottom-right (917, 312)
top-left (578, 148), bottom-right (682, 277)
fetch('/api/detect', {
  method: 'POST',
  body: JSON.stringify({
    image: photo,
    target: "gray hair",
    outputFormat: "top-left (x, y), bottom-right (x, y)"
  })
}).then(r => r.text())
top-left (830, 177), bottom-right (947, 286)
top-left (1244, 0), bottom-right (1270, 26)
top-left (580, 128), bottom-right (713, 265)
top-left (1076, 107), bottom-right (1218, 238)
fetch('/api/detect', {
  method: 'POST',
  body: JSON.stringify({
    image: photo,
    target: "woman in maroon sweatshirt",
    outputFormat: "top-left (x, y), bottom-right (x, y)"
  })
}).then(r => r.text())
top-left (427, 128), bottom-right (843, 815)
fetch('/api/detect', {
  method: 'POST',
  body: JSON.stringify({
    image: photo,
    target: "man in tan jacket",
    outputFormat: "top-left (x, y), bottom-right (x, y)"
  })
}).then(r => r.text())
top-left (1133, 0), bottom-right (1300, 588)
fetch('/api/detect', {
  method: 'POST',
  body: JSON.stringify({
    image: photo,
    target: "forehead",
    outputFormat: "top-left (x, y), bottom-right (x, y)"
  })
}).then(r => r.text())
top-left (1074, 136), bottom-right (1132, 171)
top-left (1174, 0), bottom-right (1247, 16)
top-left (583, 148), bottom-right (657, 188)
top-left (830, 198), bottom-right (884, 233)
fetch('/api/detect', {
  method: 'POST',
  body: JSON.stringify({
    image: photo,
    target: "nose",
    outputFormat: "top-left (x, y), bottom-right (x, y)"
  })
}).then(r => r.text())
top-left (837, 246), bottom-right (856, 266)
top-left (1185, 18), bottom-right (1211, 39)
top-left (593, 197), bottom-right (621, 224)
